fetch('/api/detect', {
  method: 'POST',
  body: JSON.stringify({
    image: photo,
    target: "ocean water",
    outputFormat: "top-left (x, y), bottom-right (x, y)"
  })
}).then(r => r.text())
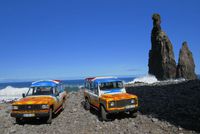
top-left (0, 77), bottom-right (134, 91)
top-left (0, 75), bottom-right (199, 103)
top-left (0, 77), bottom-right (135, 103)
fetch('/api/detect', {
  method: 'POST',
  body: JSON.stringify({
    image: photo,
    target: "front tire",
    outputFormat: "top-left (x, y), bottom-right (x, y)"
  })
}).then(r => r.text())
top-left (46, 108), bottom-right (53, 124)
top-left (130, 111), bottom-right (138, 118)
top-left (100, 105), bottom-right (108, 121)
top-left (16, 118), bottom-right (23, 124)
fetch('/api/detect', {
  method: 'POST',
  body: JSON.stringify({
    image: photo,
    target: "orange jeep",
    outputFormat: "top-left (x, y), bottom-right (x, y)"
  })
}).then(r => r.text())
top-left (11, 80), bottom-right (67, 124)
top-left (84, 77), bottom-right (138, 121)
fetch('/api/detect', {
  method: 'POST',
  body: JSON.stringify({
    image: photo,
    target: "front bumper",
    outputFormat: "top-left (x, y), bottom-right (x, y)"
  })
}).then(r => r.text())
top-left (11, 110), bottom-right (49, 118)
top-left (107, 107), bottom-right (138, 114)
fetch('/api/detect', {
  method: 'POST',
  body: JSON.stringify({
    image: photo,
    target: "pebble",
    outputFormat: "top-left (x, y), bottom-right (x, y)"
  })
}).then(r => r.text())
top-left (72, 108), bottom-right (77, 112)
top-left (151, 118), bottom-right (158, 123)
top-left (10, 127), bottom-right (16, 133)
top-left (178, 127), bottom-right (183, 131)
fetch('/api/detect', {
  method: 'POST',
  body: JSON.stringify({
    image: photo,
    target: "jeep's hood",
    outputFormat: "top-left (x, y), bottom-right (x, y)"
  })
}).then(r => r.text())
top-left (12, 96), bottom-right (55, 105)
top-left (101, 93), bottom-right (137, 101)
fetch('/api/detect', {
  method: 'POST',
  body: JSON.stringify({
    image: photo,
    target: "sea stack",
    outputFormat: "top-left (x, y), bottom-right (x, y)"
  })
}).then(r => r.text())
top-left (176, 42), bottom-right (197, 79)
top-left (148, 13), bottom-right (177, 80)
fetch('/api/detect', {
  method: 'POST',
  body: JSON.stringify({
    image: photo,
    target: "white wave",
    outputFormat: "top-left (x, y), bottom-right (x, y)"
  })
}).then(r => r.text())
top-left (127, 75), bottom-right (186, 85)
top-left (161, 78), bottom-right (186, 84)
top-left (127, 75), bottom-right (158, 84)
top-left (0, 86), bottom-right (29, 103)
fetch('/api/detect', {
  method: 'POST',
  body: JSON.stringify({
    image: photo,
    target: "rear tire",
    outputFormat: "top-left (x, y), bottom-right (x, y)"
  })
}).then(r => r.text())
top-left (62, 99), bottom-right (66, 110)
top-left (84, 98), bottom-right (90, 110)
top-left (46, 108), bottom-right (53, 124)
top-left (100, 105), bottom-right (108, 121)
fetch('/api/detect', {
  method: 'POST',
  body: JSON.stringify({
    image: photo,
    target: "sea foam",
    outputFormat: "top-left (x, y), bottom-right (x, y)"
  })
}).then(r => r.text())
top-left (0, 86), bottom-right (28, 103)
top-left (127, 74), bottom-right (186, 85)
top-left (127, 75), bottom-right (158, 84)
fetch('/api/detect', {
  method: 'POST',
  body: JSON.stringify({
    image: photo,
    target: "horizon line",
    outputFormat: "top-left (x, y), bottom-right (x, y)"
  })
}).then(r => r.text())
top-left (0, 74), bottom-right (143, 83)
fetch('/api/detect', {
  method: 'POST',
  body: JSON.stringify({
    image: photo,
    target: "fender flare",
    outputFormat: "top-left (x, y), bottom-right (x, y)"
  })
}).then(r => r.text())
top-left (99, 99), bottom-right (107, 110)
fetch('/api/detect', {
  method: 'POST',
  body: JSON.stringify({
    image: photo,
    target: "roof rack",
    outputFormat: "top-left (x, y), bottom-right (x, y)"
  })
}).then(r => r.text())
top-left (32, 80), bottom-right (60, 84)
top-left (85, 76), bottom-right (117, 82)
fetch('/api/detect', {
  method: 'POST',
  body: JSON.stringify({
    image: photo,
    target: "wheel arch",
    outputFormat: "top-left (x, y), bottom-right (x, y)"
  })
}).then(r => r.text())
top-left (99, 100), bottom-right (107, 111)
top-left (85, 96), bottom-right (90, 102)
top-left (50, 104), bottom-right (54, 111)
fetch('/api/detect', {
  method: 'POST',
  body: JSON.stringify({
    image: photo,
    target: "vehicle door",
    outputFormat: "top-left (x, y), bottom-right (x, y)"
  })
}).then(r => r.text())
top-left (84, 81), bottom-right (93, 100)
top-left (54, 86), bottom-right (62, 109)
top-left (89, 82), bottom-right (99, 108)
top-left (58, 84), bottom-right (65, 102)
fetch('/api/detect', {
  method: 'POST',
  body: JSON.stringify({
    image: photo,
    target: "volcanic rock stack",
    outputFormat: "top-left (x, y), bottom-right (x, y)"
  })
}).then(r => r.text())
top-left (148, 14), bottom-right (177, 80)
top-left (176, 42), bottom-right (197, 79)
top-left (148, 13), bottom-right (197, 80)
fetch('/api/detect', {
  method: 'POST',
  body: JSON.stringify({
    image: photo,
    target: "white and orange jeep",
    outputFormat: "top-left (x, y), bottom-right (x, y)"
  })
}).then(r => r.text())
top-left (11, 80), bottom-right (67, 124)
top-left (84, 77), bottom-right (138, 121)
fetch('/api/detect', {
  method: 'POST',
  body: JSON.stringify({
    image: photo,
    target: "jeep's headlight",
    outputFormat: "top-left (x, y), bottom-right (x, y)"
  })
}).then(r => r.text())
top-left (131, 99), bottom-right (135, 104)
top-left (109, 101), bottom-right (115, 107)
top-left (12, 106), bottom-right (18, 110)
top-left (41, 105), bottom-right (49, 109)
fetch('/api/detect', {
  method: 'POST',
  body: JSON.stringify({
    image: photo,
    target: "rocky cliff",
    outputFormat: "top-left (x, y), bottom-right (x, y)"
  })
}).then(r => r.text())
top-left (148, 14), bottom-right (177, 80)
top-left (176, 42), bottom-right (197, 79)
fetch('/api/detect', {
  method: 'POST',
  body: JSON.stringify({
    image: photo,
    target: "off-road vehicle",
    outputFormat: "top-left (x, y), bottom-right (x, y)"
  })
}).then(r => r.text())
top-left (11, 80), bottom-right (67, 124)
top-left (84, 77), bottom-right (138, 121)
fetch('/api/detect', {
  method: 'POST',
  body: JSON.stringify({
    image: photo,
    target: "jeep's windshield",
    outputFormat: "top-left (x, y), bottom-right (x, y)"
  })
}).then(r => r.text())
top-left (26, 86), bottom-right (54, 96)
top-left (99, 81), bottom-right (123, 90)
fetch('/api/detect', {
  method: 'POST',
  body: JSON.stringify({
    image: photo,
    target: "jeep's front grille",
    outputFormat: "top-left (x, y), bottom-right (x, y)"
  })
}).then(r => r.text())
top-left (17, 105), bottom-right (42, 110)
top-left (116, 99), bottom-right (133, 107)
top-left (109, 99), bottom-right (136, 108)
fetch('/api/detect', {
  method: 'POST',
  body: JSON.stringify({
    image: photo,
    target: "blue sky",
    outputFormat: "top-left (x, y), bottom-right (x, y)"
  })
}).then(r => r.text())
top-left (0, 0), bottom-right (199, 81)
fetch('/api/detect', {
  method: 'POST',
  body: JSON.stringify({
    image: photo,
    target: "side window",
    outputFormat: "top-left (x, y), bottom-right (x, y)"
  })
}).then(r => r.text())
top-left (94, 83), bottom-right (98, 95)
top-left (90, 82), bottom-right (94, 91)
top-left (60, 84), bottom-right (64, 92)
top-left (85, 82), bottom-right (89, 89)
top-left (59, 85), bottom-right (62, 92)
top-left (85, 82), bottom-right (90, 89)
top-left (27, 87), bottom-right (34, 96)
top-left (58, 84), bottom-right (64, 93)
top-left (58, 85), bottom-right (61, 93)
top-left (55, 86), bottom-right (59, 95)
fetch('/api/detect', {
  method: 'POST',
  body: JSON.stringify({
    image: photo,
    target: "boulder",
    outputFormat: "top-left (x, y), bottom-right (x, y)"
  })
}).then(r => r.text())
top-left (176, 42), bottom-right (197, 79)
top-left (148, 13), bottom-right (177, 80)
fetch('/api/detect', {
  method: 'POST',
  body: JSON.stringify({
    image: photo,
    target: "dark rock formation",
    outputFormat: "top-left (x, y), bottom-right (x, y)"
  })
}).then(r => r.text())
top-left (126, 80), bottom-right (200, 132)
top-left (176, 42), bottom-right (197, 79)
top-left (148, 13), bottom-right (177, 80)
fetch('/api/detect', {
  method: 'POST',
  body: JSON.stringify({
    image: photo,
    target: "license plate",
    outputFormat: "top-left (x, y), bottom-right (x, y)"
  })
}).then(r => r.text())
top-left (23, 114), bottom-right (35, 117)
top-left (125, 105), bottom-right (134, 109)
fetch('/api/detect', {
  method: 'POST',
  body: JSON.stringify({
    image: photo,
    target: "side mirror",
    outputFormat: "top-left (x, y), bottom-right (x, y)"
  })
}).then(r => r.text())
top-left (22, 93), bottom-right (26, 98)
